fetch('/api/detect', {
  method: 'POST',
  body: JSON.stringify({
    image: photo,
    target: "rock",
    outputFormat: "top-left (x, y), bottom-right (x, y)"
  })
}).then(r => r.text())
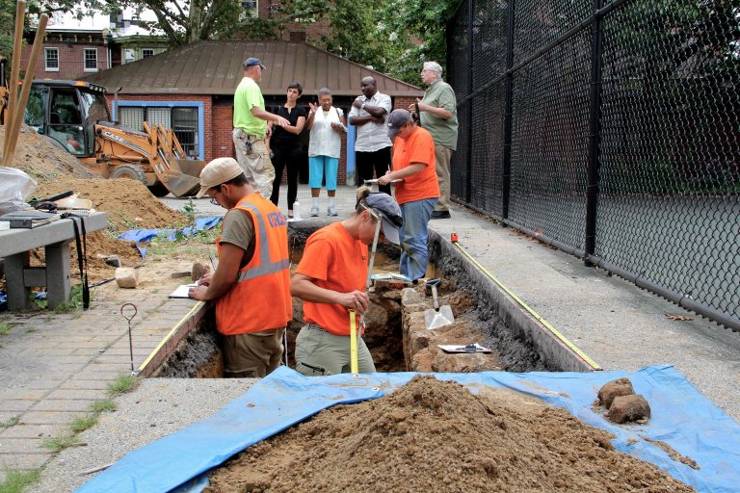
top-left (115, 267), bottom-right (138, 289)
top-left (598, 378), bottom-right (635, 409)
top-left (191, 262), bottom-right (209, 282)
top-left (104, 255), bottom-right (121, 267)
top-left (432, 350), bottom-right (500, 373)
top-left (401, 287), bottom-right (422, 306)
top-left (170, 270), bottom-right (191, 279)
top-left (607, 394), bottom-right (651, 424)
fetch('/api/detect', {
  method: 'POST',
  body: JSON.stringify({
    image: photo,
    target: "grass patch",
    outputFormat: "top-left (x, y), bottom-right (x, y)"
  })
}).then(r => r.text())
top-left (107, 374), bottom-right (139, 397)
top-left (146, 229), bottom-right (218, 257)
top-left (89, 399), bottom-right (117, 414)
top-left (0, 323), bottom-right (11, 336)
top-left (0, 468), bottom-right (41, 493)
top-left (70, 415), bottom-right (98, 434)
top-left (33, 285), bottom-right (89, 313)
top-left (41, 434), bottom-right (81, 453)
top-left (0, 416), bottom-right (19, 429)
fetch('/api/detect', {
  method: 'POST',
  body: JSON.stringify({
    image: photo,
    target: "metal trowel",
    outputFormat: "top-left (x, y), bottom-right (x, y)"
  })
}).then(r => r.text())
top-left (424, 278), bottom-right (455, 330)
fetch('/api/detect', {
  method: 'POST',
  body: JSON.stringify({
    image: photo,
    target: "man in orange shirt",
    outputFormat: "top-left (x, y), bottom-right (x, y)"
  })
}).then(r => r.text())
top-left (189, 158), bottom-right (292, 378)
top-left (291, 189), bottom-right (402, 375)
top-left (378, 109), bottom-right (439, 281)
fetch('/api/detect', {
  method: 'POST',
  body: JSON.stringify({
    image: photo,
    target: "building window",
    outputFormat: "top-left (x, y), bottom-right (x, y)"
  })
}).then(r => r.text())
top-left (84, 48), bottom-right (98, 72)
top-left (241, 0), bottom-right (258, 19)
top-left (117, 105), bottom-right (201, 159)
top-left (142, 48), bottom-right (154, 58)
top-left (44, 47), bottom-right (59, 72)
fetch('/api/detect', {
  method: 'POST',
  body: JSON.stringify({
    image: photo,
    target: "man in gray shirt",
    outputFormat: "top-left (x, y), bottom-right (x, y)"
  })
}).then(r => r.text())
top-left (349, 76), bottom-right (393, 194)
top-left (411, 61), bottom-right (459, 219)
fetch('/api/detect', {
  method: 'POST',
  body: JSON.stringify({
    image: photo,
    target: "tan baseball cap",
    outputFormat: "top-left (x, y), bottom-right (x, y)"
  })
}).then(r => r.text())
top-left (196, 157), bottom-right (243, 198)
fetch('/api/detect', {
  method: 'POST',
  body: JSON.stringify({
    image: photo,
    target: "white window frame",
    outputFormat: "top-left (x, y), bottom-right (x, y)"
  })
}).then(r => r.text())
top-left (44, 47), bottom-right (59, 72)
top-left (141, 48), bottom-right (155, 58)
top-left (83, 48), bottom-right (98, 72)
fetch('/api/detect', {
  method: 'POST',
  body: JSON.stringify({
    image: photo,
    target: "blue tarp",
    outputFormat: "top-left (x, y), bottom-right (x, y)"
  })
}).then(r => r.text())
top-left (76, 365), bottom-right (740, 493)
top-left (118, 216), bottom-right (222, 256)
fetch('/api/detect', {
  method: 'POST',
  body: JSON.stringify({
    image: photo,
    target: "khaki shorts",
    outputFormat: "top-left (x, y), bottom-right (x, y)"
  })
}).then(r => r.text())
top-left (295, 324), bottom-right (375, 376)
top-left (222, 328), bottom-right (284, 378)
top-left (232, 128), bottom-right (275, 198)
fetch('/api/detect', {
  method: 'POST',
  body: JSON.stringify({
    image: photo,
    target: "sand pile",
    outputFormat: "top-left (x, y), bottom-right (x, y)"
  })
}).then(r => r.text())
top-left (0, 126), bottom-right (91, 182)
top-left (207, 377), bottom-right (693, 493)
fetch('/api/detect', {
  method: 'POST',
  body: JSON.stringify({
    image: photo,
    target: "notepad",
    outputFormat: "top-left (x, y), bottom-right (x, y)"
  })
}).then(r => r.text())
top-left (169, 283), bottom-right (199, 299)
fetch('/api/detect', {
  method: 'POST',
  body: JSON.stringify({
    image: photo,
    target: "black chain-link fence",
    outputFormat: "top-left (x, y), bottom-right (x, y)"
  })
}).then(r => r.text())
top-left (447, 0), bottom-right (739, 330)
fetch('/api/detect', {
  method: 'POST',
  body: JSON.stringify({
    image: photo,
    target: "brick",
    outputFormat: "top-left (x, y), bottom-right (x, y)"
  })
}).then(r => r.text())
top-left (0, 452), bottom-right (52, 470)
top-left (0, 389), bottom-right (48, 401)
top-left (0, 424), bottom-right (63, 439)
top-left (20, 411), bottom-right (84, 425)
top-left (45, 389), bottom-right (108, 401)
top-left (0, 438), bottom-right (46, 455)
top-left (59, 380), bottom-right (111, 390)
top-left (31, 399), bottom-right (98, 413)
top-left (0, 400), bottom-right (34, 412)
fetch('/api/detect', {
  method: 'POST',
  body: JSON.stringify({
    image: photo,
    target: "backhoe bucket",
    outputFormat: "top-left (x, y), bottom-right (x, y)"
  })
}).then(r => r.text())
top-left (158, 168), bottom-right (201, 197)
top-left (176, 159), bottom-right (207, 178)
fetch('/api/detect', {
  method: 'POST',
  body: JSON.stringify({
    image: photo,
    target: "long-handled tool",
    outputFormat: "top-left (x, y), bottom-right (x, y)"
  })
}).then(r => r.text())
top-left (349, 309), bottom-right (359, 374)
top-left (363, 178), bottom-right (402, 193)
top-left (424, 278), bottom-right (455, 330)
top-left (120, 303), bottom-right (138, 375)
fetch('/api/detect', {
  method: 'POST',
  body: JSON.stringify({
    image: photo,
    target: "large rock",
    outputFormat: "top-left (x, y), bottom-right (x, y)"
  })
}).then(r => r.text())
top-left (115, 267), bottom-right (138, 289)
top-left (432, 351), bottom-right (500, 373)
top-left (598, 378), bottom-right (635, 409)
top-left (607, 394), bottom-right (651, 424)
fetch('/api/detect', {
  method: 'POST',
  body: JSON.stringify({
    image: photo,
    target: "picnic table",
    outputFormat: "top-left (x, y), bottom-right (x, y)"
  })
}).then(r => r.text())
top-left (0, 212), bottom-right (108, 310)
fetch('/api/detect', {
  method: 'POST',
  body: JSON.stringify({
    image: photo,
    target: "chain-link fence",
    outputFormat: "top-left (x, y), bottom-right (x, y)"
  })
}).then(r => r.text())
top-left (447, 0), bottom-right (739, 331)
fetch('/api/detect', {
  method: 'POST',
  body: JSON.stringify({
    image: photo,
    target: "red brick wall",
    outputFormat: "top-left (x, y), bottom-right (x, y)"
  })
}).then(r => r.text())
top-left (212, 100), bottom-right (235, 159)
top-left (21, 42), bottom-right (110, 80)
top-left (394, 96), bottom-right (419, 111)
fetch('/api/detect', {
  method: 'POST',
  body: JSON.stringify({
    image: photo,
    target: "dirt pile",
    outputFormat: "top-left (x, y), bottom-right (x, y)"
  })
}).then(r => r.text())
top-left (0, 126), bottom-right (91, 182)
top-left (206, 377), bottom-right (694, 493)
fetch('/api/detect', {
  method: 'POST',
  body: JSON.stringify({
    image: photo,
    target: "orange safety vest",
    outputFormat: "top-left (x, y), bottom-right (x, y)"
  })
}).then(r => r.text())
top-left (215, 192), bottom-right (292, 335)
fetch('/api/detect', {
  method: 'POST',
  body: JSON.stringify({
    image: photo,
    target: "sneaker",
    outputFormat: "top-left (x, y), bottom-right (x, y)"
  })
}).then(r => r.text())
top-left (327, 206), bottom-right (338, 217)
top-left (431, 210), bottom-right (451, 219)
top-left (310, 206), bottom-right (319, 217)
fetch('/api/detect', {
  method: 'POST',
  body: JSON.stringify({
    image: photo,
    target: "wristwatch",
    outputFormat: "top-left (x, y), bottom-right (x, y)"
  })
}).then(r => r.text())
top-left (361, 102), bottom-right (366, 110)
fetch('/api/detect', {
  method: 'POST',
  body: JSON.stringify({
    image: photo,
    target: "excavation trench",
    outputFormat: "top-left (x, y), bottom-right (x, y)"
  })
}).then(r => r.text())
top-left (148, 220), bottom-right (591, 378)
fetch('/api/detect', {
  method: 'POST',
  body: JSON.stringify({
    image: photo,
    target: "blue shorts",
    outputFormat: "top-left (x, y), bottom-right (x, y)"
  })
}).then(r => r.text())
top-left (308, 155), bottom-right (339, 190)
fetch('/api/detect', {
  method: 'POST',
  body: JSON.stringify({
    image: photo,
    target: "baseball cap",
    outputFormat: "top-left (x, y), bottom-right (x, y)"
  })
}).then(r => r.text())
top-left (387, 109), bottom-right (413, 140)
top-left (196, 157), bottom-right (244, 198)
top-left (243, 57), bottom-right (265, 70)
top-left (363, 192), bottom-right (403, 245)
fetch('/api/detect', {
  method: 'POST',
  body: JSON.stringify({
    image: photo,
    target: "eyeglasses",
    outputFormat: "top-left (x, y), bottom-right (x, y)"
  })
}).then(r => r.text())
top-left (209, 197), bottom-right (219, 206)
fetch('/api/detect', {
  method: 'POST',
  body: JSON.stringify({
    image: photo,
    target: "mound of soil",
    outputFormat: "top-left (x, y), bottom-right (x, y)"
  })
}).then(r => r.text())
top-left (206, 377), bottom-right (693, 493)
top-left (0, 126), bottom-right (91, 182)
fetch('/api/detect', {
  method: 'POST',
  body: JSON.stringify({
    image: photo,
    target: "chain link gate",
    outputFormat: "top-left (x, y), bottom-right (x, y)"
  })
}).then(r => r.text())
top-left (446, 0), bottom-right (739, 330)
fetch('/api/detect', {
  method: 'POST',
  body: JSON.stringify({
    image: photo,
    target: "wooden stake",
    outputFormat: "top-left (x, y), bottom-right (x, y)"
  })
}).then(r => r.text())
top-left (4, 13), bottom-right (47, 165)
top-left (2, 0), bottom-right (26, 161)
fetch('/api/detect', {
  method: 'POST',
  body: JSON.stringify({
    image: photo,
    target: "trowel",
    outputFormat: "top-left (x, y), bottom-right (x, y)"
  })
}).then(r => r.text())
top-left (424, 278), bottom-right (455, 330)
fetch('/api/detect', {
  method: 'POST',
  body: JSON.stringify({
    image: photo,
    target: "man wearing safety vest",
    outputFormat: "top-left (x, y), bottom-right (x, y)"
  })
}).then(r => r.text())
top-left (189, 157), bottom-right (292, 378)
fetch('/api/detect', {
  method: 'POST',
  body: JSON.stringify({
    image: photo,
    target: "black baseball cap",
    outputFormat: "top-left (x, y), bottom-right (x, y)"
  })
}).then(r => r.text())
top-left (387, 109), bottom-right (413, 140)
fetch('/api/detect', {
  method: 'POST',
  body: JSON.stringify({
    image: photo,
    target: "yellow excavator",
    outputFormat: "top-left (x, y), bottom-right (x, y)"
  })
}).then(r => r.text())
top-left (1, 57), bottom-right (205, 197)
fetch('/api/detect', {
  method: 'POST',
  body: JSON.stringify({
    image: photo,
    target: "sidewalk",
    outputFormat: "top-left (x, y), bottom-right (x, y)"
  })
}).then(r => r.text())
top-left (165, 184), bottom-right (740, 420)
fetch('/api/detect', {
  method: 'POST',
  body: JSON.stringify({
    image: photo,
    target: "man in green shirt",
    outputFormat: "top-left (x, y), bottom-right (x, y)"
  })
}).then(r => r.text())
top-left (410, 61), bottom-right (459, 219)
top-left (233, 57), bottom-right (290, 197)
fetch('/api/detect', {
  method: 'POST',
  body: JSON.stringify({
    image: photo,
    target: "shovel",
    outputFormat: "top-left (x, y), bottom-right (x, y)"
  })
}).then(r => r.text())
top-left (424, 278), bottom-right (455, 330)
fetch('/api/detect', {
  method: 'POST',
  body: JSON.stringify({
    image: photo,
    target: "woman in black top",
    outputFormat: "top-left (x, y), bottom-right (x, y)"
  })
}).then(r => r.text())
top-left (269, 81), bottom-right (307, 218)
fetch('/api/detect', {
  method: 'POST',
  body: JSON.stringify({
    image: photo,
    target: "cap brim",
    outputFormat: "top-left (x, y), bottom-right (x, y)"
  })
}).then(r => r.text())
top-left (380, 217), bottom-right (400, 245)
top-left (387, 127), bottom-right (400, 140)
top-left (195, 185), bottom-right (209, 198)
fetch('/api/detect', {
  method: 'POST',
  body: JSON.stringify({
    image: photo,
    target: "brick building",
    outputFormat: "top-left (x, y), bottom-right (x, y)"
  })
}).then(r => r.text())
top-left (84, 40), bottom-right (423, 185)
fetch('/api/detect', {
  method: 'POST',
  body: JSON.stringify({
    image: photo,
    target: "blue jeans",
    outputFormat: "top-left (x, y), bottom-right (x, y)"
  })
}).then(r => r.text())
top-left (399, 198), bottom-right (437, 280)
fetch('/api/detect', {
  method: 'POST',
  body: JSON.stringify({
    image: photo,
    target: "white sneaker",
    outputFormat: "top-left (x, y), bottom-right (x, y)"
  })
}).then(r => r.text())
top-left (327, 206), bottom-right (338, 217)
top-left (310, 206), bottom-right (319, 217)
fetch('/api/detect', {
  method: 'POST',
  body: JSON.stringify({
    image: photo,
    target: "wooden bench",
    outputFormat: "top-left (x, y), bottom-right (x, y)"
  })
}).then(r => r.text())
top-left (0, 212), bottom-right (108, 310)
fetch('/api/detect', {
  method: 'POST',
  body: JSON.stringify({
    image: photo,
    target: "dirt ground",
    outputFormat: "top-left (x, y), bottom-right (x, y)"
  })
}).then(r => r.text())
top-left (206, 377), bottom-right (694, 493)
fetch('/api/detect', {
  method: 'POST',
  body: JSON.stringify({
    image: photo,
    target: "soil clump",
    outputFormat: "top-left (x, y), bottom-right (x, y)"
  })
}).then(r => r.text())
top-left (0, 126), bottom-right (91, 181)
top-left (206, 376), bottom-right (693, 493)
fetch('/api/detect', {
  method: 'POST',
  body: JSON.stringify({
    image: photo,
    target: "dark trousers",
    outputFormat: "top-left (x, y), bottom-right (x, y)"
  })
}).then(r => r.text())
top-left (270, 145), bottom-right (301, 210)
top-left (356, 147), bottom-right (392, 195)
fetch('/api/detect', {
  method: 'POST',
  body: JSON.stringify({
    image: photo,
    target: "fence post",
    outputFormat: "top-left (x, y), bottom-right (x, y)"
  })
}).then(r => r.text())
top-left (584, 0), bottom-right (604, 265)
top-left (465, 0), bottom-right (474, 204)
top-left (502, 0), bottom-right (515, 220)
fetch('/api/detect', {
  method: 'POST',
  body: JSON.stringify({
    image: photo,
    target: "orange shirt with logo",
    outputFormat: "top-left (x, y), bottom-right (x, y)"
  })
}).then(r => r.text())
top-left (391, 126), bottom-right (440, 205)
top-left (297, 222), bottom-right (368, 336)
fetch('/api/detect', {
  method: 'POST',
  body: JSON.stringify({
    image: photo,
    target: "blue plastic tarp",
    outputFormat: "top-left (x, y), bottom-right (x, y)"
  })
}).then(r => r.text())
top-left (76, 365), bottom-right (740, 493)
top-left (118, 216), bottom-right (222, 256)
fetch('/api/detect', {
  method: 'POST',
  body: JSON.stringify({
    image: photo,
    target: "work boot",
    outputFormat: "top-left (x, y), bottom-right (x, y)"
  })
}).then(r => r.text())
top-left (327, 206), bottom-right (338, 217)
top-left (310, 206), bottom-right (319, 217)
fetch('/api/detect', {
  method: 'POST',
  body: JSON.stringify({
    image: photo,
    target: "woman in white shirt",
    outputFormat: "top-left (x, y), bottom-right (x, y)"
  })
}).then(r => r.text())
top-left (306, 87), bottom-right (346, 217)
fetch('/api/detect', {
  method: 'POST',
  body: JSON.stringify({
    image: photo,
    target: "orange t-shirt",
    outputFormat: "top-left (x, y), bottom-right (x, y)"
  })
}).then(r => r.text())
top-left (391, 126), bottom-right (440, 205)
top-left (297, 222), bottom-right (368, 336)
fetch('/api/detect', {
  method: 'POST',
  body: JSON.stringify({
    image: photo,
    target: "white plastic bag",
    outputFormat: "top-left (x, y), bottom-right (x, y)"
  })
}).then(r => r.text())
top-left (0, 167), bottom-right (36, 202)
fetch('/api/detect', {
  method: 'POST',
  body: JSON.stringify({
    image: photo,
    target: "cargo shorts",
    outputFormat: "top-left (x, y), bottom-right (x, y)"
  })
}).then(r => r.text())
top-left (222, 328), bottom-right (285, 378)
top-left (295, 323), bottom-right (376, 376)
top-left (232, 128), bottom-right (275, 198)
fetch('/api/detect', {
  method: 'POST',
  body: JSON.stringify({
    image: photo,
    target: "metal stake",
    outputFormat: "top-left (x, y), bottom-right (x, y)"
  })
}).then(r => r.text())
top-left (120, 303), bottom-right (138, 375)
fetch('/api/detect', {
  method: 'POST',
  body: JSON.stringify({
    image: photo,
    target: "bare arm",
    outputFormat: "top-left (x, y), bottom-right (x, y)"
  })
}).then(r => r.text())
top-left (362, 104), bottom-right (387, 119)
top-left (251, 106), bottom-right (290, 127)
top-left (417, 99), bottom-right (453, 120)
top-left (291, 272), bottom-right (369, 313)
top-left (189, 243), bottom-right (243, 301)
top-left (283, 115), bottom-right (306, 135)
top-left (378, 163), bottom-right (426, 185)
top-left (349, 114), bottom-right (375, 126)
